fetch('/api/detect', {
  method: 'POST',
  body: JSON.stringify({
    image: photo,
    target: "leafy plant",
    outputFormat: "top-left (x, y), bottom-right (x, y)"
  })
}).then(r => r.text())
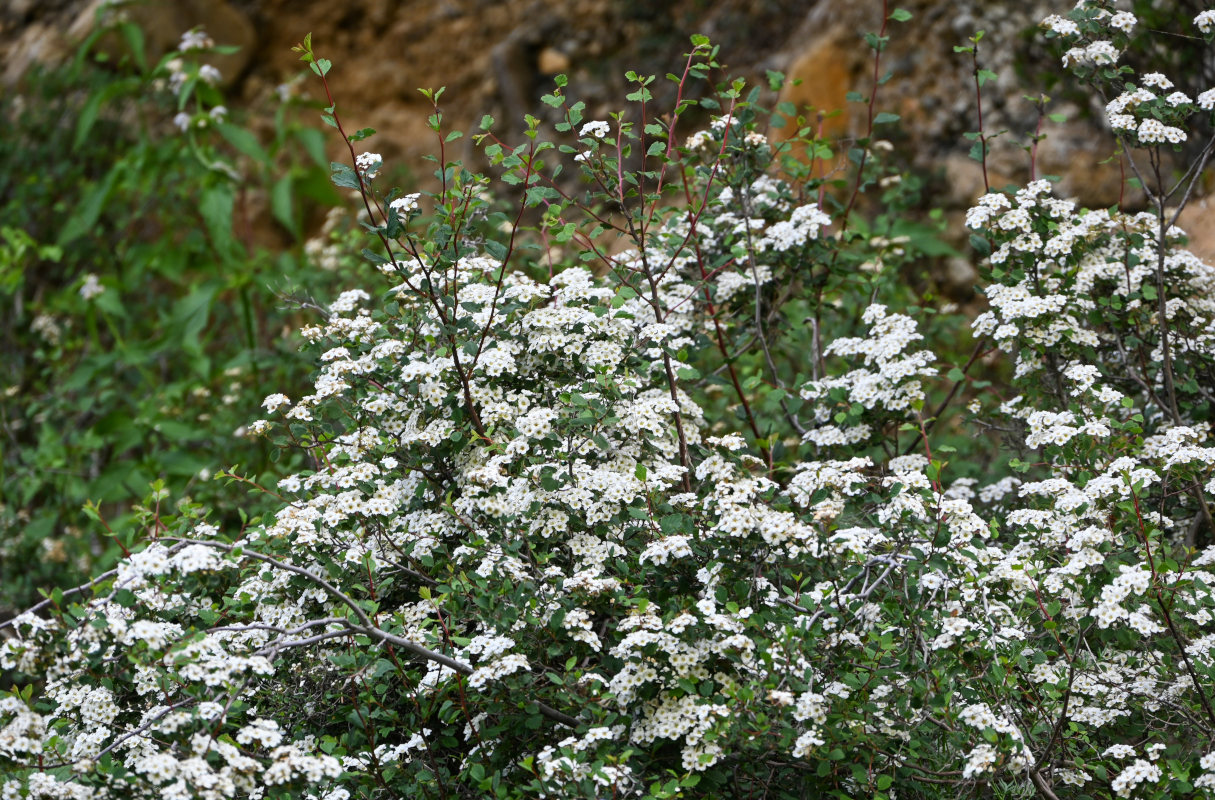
top-left (3, 3), bottom-right (1215, 799)
top-left (0, 14), bottom-right (345, 611)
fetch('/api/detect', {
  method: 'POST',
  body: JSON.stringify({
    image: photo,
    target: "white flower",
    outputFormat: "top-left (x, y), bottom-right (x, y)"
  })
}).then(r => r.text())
top-left (1111, 759), bottom-right (1161, 798)
top-left (262, 393), bottom-right (291, 413)
top-left (685, 129), bottom-right (714, 151)
top-left (389, 193), bottom-right (421, 215)
top-left (78, 274), bottom-right (104, 301)
top-left (198, 64), bottom-right (222, 85)
top-left (962, 744), bottom-right (998, 779)
top-left (1109, 11), bottom-right (1136, 33)
top-left (757, 204), bottom-right (831, 251)
top-left (1085, 41), bottom-right (1120, 65)
top-left (355, 152), bottom-right (382, 174)
top-left (579, 120), bottom-right (611, 139)
top-left (1137, 119), bottom-right (1186, 144)
top-left (1196, 10), bottom-right (1215, 34)
top-left (744, 130), bottom-right (768, 148)
top-left (1041, 14), bottom-right (1079, 36)
top-left (179, 29), bottom-right (213, 52)
top-left (1141, 72), bottom-right (1173, 90)
top-left (236, 718), bottom-right (284, 748)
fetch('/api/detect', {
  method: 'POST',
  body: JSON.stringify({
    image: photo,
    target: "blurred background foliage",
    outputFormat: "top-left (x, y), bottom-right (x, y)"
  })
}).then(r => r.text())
top-left (0, 17), bottom-right (353, 611)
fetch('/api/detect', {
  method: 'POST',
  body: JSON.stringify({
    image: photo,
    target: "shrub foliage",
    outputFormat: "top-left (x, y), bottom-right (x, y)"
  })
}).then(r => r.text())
top-left (4, 3), bottom-right (1215, 799)
top-left (0, 16), bottom-right (343, 610)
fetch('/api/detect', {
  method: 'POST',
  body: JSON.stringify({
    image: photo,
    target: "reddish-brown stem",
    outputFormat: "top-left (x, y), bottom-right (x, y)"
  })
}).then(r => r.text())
top-left (685, 197), bottom-right (772, 467)
top-left (1029, 97), bottom-right (1045, 182)
top-left (472, 136), bottom-right (537, 365)
top-left (90, 506), bottom-right (130, 557)
top-left (838, 0), bottom-right (890, 236)
top-left (970, 40), bottom-right (990, 193)
top-left (645, 45), bottom-right (705, 232)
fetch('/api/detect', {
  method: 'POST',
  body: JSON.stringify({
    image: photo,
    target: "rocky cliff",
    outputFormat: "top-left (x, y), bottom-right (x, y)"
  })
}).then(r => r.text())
top-left (4, 0), bottom-right (1213, 265)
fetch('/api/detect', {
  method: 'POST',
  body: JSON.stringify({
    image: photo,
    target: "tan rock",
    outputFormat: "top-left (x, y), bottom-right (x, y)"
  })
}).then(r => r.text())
top-left (3, 22), bottom-right (69, 87)
top-left (1031, 116), bottom-right (1133, 209)
top-left (771, 26), bottom-right (861, 143)
top-left (66, 0), bottom-right (254, 86)
top-left (943, 255), bottom-right (979, 299)
top-left (537, 46), bottom-right (570, 76)
top-left (941, 153), bottom-right (988, 209)
top-left (1177, 198), bottom-right (1215, 264)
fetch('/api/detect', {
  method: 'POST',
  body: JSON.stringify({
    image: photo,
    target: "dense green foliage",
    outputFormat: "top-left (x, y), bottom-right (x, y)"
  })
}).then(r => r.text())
top-left (0, 20), bottom-right (344, 610)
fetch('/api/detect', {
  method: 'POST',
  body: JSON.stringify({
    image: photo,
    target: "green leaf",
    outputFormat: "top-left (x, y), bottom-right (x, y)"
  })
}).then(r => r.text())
top-left (659, 514), bottom-right (684, 534)
top-left (330, 162), bottom-right (362, 190)
top-left (873, 112), bottom-right (900, 125)
top-left (217, 122), bottom-right (269, 163)
top-left (199, 184), bottom-right (239, 261)
top-left (271, 175), bottom-right (297, 237)
top-left (59, 167), bottom-right (119, 247)
top-left (173, 284), bottom-right (219, 356)
top-left (119, 22), bottom-right (147, 71)
top-left (296, 128), bottom-right (328, 166)
top-left (889, 8), bottom-right (912, 21)
top-left (73, 86), bottom-right (108, 152)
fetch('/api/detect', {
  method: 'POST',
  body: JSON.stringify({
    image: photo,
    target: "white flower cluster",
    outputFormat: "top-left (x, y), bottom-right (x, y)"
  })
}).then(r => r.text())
top-left (78, 273), bottom-right (104, 301)
top-left (388, 193), bottom-right (421, 215)
top-left (1062, 40), bottom-right (1120, 67)
top-left (755, 204), bottom-right (832, 252)
top-left (1111, 758), bottom-right (1163, 797)
top-left (799, 304), bottom-right (936, 448)
top-left (579, 120), bottom-right (611, 139)
top-left (7, 9), bottom-right (1215, 798)
top-left (354, 152), bottom-right (381, 176)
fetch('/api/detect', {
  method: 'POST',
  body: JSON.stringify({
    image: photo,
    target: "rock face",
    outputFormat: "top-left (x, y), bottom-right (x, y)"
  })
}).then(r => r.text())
top-left (4, 0), bottom-right (254, 87)
top-left (2, 0), bottom-right (1212, 255)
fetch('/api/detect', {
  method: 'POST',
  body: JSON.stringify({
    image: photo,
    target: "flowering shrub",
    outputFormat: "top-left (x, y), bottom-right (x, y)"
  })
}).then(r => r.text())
top-left (4, 2), bottom-right (1215, 798)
